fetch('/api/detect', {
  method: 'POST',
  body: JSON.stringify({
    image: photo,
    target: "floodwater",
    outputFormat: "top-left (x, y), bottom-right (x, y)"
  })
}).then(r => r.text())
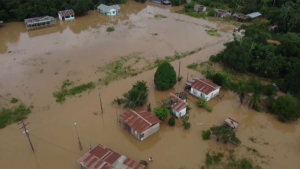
top-left (0, 1), bottom-right (300, 169)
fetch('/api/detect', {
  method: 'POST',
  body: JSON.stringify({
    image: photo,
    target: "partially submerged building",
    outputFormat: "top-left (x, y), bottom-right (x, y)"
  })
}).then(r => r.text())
top-left (246, 12), bottom-right (262, 20)
top-left (97, 4), bottom-right (120, 16)
top-left (78, 144), bottom-right (148, 169)
top-left (58, 9), bottom-right (75, 21)
top-left (185, 78), bottom-right (220, 101)
top-left (169, 93), bottom-right (188, 118)
top-left (24, 16), bottom-right (56, 30)
top-left (194, 4), bottom-right (206, 12)
top-left (119, 109), bottom-right (160, 141)
top-left (224, 117), bottom-right (239, 131)
top-left (214, 9), bottom-right (231, 18)
top-left (232, 13), bottom-right (249, 22)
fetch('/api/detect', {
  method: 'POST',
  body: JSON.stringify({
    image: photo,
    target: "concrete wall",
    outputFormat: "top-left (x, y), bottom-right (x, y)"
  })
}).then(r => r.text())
top-left (140, 123), bottom-right (160, 141)
top-left (58, 14), bottom-right (62, 21)
top-left (58, 14), bottom-right (75, 21)
top-left (172, 107), bottom-right (187, 118)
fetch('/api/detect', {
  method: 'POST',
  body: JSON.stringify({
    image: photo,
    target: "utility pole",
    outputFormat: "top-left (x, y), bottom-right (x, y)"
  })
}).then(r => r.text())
top-left (18, 119), bottom-right (34, 152)
top-left (187, 72), bottom-right (189, 81)
top-left (99, 93), bottom-right (103, 114)
top-left (178, 61), bottom-right (181, 79)
top-left (74, 123), bottom-right (83, 151)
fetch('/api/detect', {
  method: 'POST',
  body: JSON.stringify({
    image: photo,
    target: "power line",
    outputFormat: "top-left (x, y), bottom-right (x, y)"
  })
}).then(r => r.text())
top-left (18, 118), bottom-right (34, 152)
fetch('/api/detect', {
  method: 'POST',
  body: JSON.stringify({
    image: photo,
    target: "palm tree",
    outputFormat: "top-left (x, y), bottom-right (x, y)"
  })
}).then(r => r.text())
top-left (122, 88), bottom-right (147, 108)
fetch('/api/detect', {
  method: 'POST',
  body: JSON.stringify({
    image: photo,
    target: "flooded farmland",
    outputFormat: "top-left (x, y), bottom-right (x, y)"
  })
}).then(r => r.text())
top-left (0, 1), bottom-right (300, 169)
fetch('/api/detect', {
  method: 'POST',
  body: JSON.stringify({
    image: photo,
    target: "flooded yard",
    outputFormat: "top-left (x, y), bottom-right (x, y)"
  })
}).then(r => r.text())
top-left (0, 1), bottom-right (299, 169)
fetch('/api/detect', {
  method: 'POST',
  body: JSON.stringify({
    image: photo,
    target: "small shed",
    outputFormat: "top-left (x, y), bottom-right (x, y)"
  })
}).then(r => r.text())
top-left (194, 4), bottom-right (206, 12)
top-left (119, 109), bottom-right (160, 141)
top-left (232, 13), bottom-right (249, 22)
top-left (246, 12), bottom-right (262, 19)
top-left (78, 144), bottom-right (148, 169)
top-left (97, 4), bottom-right (120, 16)
top-left (185, 77), bottom-right (220, 101)
top-left (214, 9), bottom-right (231, 18)
top-left (224, 117), bottom-right (239, 130)
top-left (24, 16), bottom-right (56, 30)
top-left (58, 9), bottom-right (75, 21)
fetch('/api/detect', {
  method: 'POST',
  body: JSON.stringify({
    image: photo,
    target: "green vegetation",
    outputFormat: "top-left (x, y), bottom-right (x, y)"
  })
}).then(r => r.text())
top-left (205, 29), bottom-right (221, 37)
top-left (168, 117), bottom-right (176, 126)
top-left (197, 97), bottom-right (212, 112)
top-left (53, 80), bottom-right (95, 103)
top-left (0, 105), bottom-right (32, 129)
top-left (202, 130), bottom-right (211, 140)
top-left (182, 115), bottom-right (191, 129)
top-left (176, 9), bottom-right (206, 19)
top-left (113, 81), bottom-right (148, 108)
top-left (154, 62), bottom-right (177, 90)
top-left (10, 98), bottom-right (18, 104)
top-left (106, 27), bottom-right (115, 32)
top-left (171, 0), bottom-right (187, 6)
top-left (154, 14), bottom-right (167, 19)
top-left (147, 103), bottom-right (152, 112)
top-left (154, 107), bottom-right (169, 121)
top-left (177, 76), bottom-right (183, 82)
top-left (134, 0), bottom-right (147, 3)
top-left (210, 126), bottom-right (241, 145)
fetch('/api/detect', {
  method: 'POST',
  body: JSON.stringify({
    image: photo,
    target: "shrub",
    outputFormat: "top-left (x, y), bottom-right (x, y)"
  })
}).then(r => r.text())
top-left (106, 27), bottom-right (115, 32)
top-left (182, 115), bottom-right (191, 129)
top-left (11, 98), bottom-right (18, 103)
top-left (177, 76), bottom-right (183, 81)
top-left (202, 130), bottom-right (211, 140)
top-left (207, 106), bottom-right (212, 112)
top-left (147, 103), bottom-right (151, 112)
top-left (154, 62), bottom-right (177, 90)
top-left (197, 97), bottom-right (207, 108)
top-left (207, 8), bottom-right (215, 17)
top-left (210, 126), bottom-right (241, 144)
top-left (112, 97), bottom-right (125, 105)
top-left (186, 106), bottom-right (191, 114)
top-left (168, 117), bottom-right (175, 126)
top-left (154, 107), bottom-right (169, 121)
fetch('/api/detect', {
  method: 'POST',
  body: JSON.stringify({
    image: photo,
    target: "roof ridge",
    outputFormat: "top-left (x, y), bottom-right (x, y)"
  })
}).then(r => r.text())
top-left (198, 79), bottom-right (217, 89)
top-left (130, 109), bottom-right (152, 125)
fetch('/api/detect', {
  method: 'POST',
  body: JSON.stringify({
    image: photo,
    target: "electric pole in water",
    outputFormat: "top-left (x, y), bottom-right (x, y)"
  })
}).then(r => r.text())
top-left (178, 61), bottom-right (181, 79)
top-left (18, 119), bottom-right (34, 152)
top-left (74, 123), bottom-right (83, 151)
top-left (99, 93), bottom-right (103, 114)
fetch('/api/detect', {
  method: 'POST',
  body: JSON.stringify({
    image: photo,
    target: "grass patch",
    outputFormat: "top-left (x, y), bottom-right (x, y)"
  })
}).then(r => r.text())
top-left (205, 29), bottom-right (221, 37)
top-left (154, 14), bottom-right (167, 19)
top-left (106, 27), bottom-right (115, 32)
top-left (176, 9), bottom-right (206, 19)
top-left (0, 105), bottom-right (32, 129)
top-left (53, 80), bottom-right (95, 103)
top-left (11, 98), bottom-right (18, 103)
top-left (152, 33), bottom-right (158, 36)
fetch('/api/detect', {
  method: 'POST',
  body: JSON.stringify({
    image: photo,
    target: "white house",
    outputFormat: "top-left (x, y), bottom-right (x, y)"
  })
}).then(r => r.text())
top-left (58, 9), bottom-right (75, 21)
top-left (185, 78), bottom-right (220, 101)
top-left (194, 4), bottom-right (206, 12)
top-left (97, 4), bottom-right (120, 16)
top-left (169, 93), bottom-right (188, 118)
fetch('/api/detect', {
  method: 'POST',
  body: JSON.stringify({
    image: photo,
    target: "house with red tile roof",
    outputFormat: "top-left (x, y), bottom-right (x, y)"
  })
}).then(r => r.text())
top-left (58, 9), bottom-right (75, 21)
top-left (119, 109), bottom-right (161, 141)
top-left (185, 78), bottom-right (220, 101)
top-left (78, 144), bottom-right (147, 169)
top-left (169, 93), bottom-right (188, 118)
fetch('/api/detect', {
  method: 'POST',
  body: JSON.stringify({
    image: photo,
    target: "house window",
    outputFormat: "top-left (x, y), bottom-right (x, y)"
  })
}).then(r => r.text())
top-left (192, 89), bottom-right (197, 95)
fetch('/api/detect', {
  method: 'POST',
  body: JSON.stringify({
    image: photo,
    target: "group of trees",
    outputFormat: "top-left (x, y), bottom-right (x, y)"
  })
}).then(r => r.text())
top-left (0, 0), bottom-right (126, 22)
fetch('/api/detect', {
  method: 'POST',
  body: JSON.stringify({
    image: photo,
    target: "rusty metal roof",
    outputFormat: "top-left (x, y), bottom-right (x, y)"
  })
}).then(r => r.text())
top-left (78, 144), bottom-right (147, 169)
top-left (58, 9), bottom-right (75, 17)
top-left (191, 79), bottom-right (220, 95)
top-left (119, 109), bottom-right (160, 134)
top-left (170, 93), bottom-right (188, 112)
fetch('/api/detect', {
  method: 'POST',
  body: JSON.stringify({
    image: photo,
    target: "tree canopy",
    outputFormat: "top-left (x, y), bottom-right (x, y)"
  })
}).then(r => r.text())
top-left (154, 62), bottom-right (177, 90)
top-left (154, 107), bottom-right (169, 121)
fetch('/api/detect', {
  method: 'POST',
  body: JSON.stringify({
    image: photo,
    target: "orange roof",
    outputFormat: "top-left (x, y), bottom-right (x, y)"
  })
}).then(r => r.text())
top-left (191, 79), bottom-right (219, 95)
top-left (58, 9), bottom-right (75, 17)
top-left (170, 93), bottom-right (188, 112)
top-left (119, 109), bottom-right (160, 134)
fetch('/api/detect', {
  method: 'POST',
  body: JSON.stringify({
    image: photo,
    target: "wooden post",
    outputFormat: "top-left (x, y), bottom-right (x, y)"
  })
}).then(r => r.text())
top-left (99, 93), bottom-right (103, 114)
top-left (178, 61), bottom-right (181, 78)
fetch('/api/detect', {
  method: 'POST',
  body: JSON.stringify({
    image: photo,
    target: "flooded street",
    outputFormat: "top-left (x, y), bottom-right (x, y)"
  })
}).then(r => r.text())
top-left (0, 1), bottom-right (300, 169)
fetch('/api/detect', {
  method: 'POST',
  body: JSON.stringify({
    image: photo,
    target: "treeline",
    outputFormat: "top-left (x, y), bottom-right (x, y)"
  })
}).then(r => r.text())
top-left (0, 0), bottom-right (126, 22)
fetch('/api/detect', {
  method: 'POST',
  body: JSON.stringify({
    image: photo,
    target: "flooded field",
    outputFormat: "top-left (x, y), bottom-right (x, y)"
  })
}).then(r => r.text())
top-left (0, 1), bottom-right (299, 169)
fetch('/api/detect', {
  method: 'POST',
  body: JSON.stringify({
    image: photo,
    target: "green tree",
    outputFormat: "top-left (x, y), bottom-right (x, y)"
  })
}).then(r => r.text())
top-left (210, 126), bottom-right (241, 144)
top-left (154, 62), bottom-right (177, 90)
top-left (182, 115), bottom-right (191, 129)
top-left (154, 107), bottom-right (169, 121)
top-left (133, 80), bottom-right (148, 93)
top-left (202, 130), bottom-right (211, 140)
top-left (122, 88), bottom-right (147, 108)
top-left (70, 0), bottom-right (90, 16)
top-left (168, 117), bottom-right (175, 126)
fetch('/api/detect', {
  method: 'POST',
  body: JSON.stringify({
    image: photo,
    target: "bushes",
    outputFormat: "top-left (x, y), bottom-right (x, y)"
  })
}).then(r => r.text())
top-left (202, 130), bottom-right (211, 140)
top-left (210, 126), bottom-right (241, 144)
top-left (154, 107), bottom-right (169, 121)
top-left (0, 105), bottom-right (32, 129)
top-left (106, 27), bottom-right (115, 32)
top-left (182, 115), bottom-right (191, 129)
top-left (197, 97), bottom-right (213, 112)
top-left (207, 8), bottom-right (215, 17)
top-left (168, 117), bottom-right (175, 126)
top-left (154, 62), bottom-right (177, 90)
top-left (11, 98), bottom-right (18, 104)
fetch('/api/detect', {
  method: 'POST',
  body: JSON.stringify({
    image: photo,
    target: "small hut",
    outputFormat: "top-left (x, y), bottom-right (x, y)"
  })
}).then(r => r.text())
top-left (194, 4), bottom-right (206, 12)
top-left (214, 9), bottom-right (231, 18)
top-left (97, 4), bottom-right (120, 16)
top-left (224, 117), bottom-right (239, 131)
top-left (246, 12), bottom-right (262, 20)
top-left (58, 9), bottom-right (75, 21)
top-left (232, 13), bottom-right (249, 22)
top-left (24, 16), bottom-right (56, 30)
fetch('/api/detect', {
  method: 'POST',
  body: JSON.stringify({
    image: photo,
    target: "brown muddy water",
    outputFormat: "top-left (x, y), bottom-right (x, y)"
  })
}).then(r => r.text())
top-left (0, 1), bottom-right (299, 169)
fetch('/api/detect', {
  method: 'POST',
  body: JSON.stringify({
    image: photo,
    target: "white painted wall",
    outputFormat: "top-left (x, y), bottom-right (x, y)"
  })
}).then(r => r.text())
top-left (58, 14), bottom-right (62, 20)
top-left (191, 88), bottom-right (220, 101)
top-left (140, 123), bottom-right (160, 141)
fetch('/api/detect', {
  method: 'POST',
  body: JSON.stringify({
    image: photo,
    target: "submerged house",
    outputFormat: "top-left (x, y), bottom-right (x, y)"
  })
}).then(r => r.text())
top-left (194, 4), bottom-right (206, 12)
top-left (78, 144), bottom-right (148, 169)
top-left (24, 16), bottom-right (56, 30)
top-left (119, 109), bottom-right (160, 141)
top-left (224, 117), bottom-right (239, 131)
top-left (246, 12), bottom-right (262, 20)
top-left (97, 4), bottom-right (120, 16)
top-left (214, 9), bottom-right (231, 18)
top-left (169, 93), bottom-right (188, 118)
top-left (58, 9), bottom-right (75, 21)
top-left (232, 13), bottom-right (249, 22)
top-left (185, 78), bottom-right (220, 101)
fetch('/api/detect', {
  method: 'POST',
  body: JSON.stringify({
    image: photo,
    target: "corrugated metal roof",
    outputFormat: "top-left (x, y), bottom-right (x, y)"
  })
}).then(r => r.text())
top-left (97, 4), bottom-right (120, 12)
top-left (246, 12), bottom-right (262, 18)
top-left (170, 93), bottom-right (188, 112)
top-left (224, 117), bottom-right (239, 130)
top-left (58, 9), bottom-right (75, 17)
top-left (78, 144), bottom-right (147, 169)
top-left (191, 79), bottom-right (220, 95)
top-left (24, 16), bottom-right (54, 24)
top-left (119, 109), bottom-right (160, 134)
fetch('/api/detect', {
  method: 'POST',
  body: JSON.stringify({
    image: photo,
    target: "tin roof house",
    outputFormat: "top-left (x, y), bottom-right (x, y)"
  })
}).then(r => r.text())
top-left (185, 78), bottom-right (220, 101)
top-left (214, 9), bottom-right (231, 18)
top-left (232, 13), bottom-right (249, 22)
top-left (194, 4), bottom-right (206, 12)
top-left (97, 4), bottom-right (120, 16)
top-left (169, 93), bottom-right (188, 118)
top-left (246, 12), bottom-right (262, 19)
top-left (58, 9), bottom-right (75, 21)
top-left (119, 109), bottom-right (160, 141)
top-left (78, 144), bottom-right (148, 169)
top-left (24, 16), bottom-right (56, 30)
